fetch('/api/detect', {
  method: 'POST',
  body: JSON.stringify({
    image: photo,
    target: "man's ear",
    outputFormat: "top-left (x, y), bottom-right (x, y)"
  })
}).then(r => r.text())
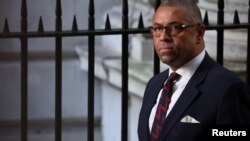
top-left (196, 24), bottom-right (205, 44)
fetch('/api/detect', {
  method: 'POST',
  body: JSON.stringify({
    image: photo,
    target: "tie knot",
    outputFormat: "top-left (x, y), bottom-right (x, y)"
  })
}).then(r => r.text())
top-left (168, 72), bottom-right (180, 83)
top-left (162, 72), bottom-right (180, 96)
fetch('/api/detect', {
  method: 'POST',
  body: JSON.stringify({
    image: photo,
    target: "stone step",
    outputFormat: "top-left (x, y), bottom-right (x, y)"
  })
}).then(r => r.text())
top-left (0, 119), bottom-right (102, 141)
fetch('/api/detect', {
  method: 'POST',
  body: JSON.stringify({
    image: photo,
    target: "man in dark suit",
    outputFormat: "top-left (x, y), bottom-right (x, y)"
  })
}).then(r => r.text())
top-left (137, 0), bottom-right (250, 141)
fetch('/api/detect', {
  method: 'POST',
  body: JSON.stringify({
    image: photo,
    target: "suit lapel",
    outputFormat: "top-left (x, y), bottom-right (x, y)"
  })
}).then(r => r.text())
top-left (147, 71), bottom-right (169, 112)
top-left (141, 70), bottom-right (169, 140)
top-left (159, 53), bottom-right (214, 140)
top-left (159, 74), bottom-right (202, 140)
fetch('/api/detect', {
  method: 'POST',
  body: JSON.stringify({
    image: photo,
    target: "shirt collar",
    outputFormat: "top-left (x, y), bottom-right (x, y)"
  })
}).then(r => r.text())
top-left (169, 49), bottom-right (206, 79)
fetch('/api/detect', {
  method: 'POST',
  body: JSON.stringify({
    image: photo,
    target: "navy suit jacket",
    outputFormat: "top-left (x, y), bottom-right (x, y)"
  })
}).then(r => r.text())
top-left (138, 53), bottom-right (250, 141)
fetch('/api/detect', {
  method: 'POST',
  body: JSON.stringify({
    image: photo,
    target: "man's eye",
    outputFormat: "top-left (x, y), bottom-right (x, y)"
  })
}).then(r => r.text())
top-left (153, 27), bottom-right (163, 32)
top-left (173, 25), bottom-right (183, 30)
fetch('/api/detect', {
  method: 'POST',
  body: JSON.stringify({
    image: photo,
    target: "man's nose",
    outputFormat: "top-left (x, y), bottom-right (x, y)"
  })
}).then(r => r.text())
top-left (159, 29), bottom-right (172, 41)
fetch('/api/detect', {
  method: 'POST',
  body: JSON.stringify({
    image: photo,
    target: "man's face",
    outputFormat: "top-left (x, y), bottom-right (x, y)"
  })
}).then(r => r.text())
top-left (152, 6), bottom-right (204, 70)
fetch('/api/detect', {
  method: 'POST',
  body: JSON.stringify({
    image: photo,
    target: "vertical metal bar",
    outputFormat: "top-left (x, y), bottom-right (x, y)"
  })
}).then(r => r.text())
top-left (55, 0), bottom-right (62, 141)
top-left (122, 0), bottom-right (128, 141)
top-left (154, 0), bottom-right (161, 75)
top-left (21, 0), bottom-right (28, 141)
top-left (217, 0), bottom-right (224, 65)
top-left (247, 0), bottom-right (250, 85)
top-left (88, 0), bottom-right (95, 141)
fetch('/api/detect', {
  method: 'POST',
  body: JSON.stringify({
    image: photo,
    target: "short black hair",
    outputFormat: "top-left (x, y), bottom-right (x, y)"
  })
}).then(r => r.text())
top-left (160, 0), bottom-right (202, 23)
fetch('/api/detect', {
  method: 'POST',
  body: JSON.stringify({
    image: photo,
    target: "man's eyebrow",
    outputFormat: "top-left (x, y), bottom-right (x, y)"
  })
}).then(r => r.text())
top-left (152, 21), bottom-right (182, 26)
top-left (152, 23), bottom-right (162, 26)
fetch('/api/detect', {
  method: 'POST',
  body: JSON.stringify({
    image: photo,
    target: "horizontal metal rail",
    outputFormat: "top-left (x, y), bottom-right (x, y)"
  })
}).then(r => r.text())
top-left (1, 23), bottom-right (250, 38)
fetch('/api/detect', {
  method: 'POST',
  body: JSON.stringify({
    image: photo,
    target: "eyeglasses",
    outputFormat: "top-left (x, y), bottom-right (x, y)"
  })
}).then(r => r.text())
top-left (149, 23), bottom-right (200, 37)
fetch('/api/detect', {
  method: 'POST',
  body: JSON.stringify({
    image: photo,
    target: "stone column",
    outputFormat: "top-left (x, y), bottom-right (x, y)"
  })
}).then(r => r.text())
top-left (199, 0), bottom-right (248, 81)
top-left (101, 0), bottom-right (154, 62)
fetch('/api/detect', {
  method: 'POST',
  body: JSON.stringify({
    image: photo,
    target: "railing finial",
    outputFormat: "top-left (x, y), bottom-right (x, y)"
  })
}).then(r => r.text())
top-left (203, 11), bottom-right (209, 26)
top-left (38, 16), bottom-right (44, 32)
top-left (105, 14), bottom-right (111, 30)
top-left (138, 12), bottom-right (144, 29)
top-left (233, 10), bottom-right (240, 24)
top-left (3, 18), bottom-right (10, 33)
top-left (72, 15), bottom-right (78, 31)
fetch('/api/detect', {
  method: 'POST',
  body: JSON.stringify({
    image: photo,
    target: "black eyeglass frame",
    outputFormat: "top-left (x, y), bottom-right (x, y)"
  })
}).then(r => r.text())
top-left (148, 23), bottom-right (201, 37)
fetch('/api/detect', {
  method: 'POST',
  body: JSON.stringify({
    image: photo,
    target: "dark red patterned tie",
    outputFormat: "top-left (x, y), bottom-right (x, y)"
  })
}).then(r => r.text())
top-left (150, 72), bottom-right (180, 141)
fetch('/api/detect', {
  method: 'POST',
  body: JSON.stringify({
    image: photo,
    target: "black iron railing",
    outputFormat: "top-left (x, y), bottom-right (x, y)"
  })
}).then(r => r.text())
top-left (0, 0), bottom-right (250, 141)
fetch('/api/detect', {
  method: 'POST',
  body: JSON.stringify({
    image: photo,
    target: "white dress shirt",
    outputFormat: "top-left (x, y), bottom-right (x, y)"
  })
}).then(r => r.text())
top-left (149, 50), bottom-right (206, 132)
